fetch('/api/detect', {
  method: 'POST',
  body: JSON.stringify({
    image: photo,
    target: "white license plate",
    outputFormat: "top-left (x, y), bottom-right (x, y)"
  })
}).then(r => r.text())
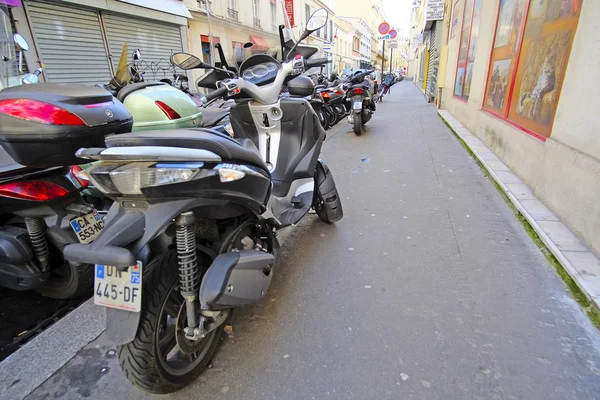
top-left (353, 101), bottom-right (362, 110)
top-left (70, 210), bottom-right (104, 244)
top-left (94, 263), bottom-right (142, 312)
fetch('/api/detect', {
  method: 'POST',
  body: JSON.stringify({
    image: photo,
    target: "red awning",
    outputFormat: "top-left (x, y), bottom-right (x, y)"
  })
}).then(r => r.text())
top-left (200, 35), bottom-right (220, 44)
top-left (249, 35), bottom-right (269, 51)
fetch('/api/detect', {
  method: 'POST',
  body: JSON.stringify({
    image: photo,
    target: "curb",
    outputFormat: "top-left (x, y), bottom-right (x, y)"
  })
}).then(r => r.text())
top-left (439, 110), bottom-right (600, 310)
top-left (0, 298), bottom-right (105, 400)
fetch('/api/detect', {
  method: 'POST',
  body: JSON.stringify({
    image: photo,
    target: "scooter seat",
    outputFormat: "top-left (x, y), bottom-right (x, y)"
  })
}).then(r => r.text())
top-left (105, 128), bottom-right (268, 172)
top-left (200, 107), bottom-right (230, 127)
top-left (116, 82), bottom-right (167, 102)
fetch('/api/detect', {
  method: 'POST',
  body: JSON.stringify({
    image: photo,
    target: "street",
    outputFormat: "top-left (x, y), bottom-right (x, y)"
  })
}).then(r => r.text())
top-left (28, 83), bottom-right (600, 400)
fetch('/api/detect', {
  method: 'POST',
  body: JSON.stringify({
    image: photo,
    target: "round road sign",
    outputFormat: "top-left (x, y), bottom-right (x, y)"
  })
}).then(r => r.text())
top-left (378, 22), bottom-right (390, 35)
top-left (389, 29), bottom-right (398, 39)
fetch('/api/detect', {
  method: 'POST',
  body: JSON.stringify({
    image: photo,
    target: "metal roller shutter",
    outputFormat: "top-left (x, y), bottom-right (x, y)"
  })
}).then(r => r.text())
top-left (103, 14), bottom-right (183, 82)
top-left (26, 2), bottom-right (113, 84)
top-left (425, 22), bottom-right (439, 103)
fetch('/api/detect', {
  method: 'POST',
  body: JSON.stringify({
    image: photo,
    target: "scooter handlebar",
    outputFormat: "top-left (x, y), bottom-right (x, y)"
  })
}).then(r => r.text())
top-left (201, 86), bottom-right (229, 104)
top-left (304, 58), bottom-right (329, 69)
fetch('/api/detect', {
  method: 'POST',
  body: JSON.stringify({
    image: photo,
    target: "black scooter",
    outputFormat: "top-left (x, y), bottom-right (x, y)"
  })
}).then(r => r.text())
top-left (63, 9), bottom-right (343, 394)
top-left (345, 70), bottom-right (376, 135)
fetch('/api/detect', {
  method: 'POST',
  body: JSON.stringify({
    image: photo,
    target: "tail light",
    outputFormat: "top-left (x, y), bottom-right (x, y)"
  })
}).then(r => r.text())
top-left (155, 101), bottom-right (181, 120)
top-left (0, 181), bottom-right (69, 201)
top-left (0, 99), bottom-right (85, 125)
top-left (70, 165), bottom-right (90, 188)
top-left (353, 88), bottom-right (363, 96)
top-left (83, 100), bottom-right (114, 109)
top-left (335, 90), bottom-right (344, 95)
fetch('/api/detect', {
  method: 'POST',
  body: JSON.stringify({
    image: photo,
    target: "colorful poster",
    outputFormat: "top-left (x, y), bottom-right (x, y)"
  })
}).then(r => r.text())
top-left (463, 62), bottom-right (475, 99)
top-left (486, 59), bottom-right (512, 109)
top-left (284, 0), bottom-right (294, 27)
top-left (450, 0), bottom-right (460, 39)
top-left (515, 32), bottom-right (571, 125)
top-left (454, 66), bottom-right (465, 96)
top-left (494, 0), bottom-right (527, 54)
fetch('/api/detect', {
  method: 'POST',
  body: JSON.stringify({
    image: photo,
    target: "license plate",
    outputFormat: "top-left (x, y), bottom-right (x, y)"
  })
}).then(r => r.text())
top-left (94, 263), bottom-right (142, 312)
top-left (353, 101), bottom-right (362, 110)
top-left (70, 210), bottom-right (104, 244)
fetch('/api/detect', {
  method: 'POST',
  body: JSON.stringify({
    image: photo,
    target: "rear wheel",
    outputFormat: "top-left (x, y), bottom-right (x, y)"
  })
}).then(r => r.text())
top-left (36, 246), bottom-right (93, 299)
top-left (117, 251), bottom-right (223, 394)
top-left (353, 112), bottom-right (362, 135)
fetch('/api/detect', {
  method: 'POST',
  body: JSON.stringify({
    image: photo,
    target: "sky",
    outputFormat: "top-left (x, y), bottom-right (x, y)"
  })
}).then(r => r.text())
top-left (382, 0), bottom-right (413, 34)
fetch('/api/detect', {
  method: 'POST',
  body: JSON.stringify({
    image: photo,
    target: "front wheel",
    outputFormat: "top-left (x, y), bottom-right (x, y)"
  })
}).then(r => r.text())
top-left (117, 251), bottom-right (223, 394)
top-left (353, 112), bottom-right (362, 135)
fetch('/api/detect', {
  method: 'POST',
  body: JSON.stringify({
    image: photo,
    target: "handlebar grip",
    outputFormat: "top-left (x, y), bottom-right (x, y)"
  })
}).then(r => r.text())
top-left (201, 86), bottom-right (229, 104)
top-left (304, 57), bottom-right (329, 69)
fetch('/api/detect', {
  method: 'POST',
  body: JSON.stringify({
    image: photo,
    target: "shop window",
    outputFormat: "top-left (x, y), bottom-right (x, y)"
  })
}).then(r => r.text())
top-left (454, 0), bottom-right (483, 101)
top-left (483, 0), bottom-right (583, 139)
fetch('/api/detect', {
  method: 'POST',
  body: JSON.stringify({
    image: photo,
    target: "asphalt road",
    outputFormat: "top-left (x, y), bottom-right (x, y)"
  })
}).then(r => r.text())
top-left (28, 83), bottom-right (600, 400)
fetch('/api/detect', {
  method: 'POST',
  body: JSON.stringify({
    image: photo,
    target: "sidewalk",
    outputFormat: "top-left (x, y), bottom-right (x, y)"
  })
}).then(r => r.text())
top-left (5, 83), bottom-right (600, 400)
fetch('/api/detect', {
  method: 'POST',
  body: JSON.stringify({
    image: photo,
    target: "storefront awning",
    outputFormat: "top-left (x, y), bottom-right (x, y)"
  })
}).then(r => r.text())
top-left (201, 35), bottom-right (220, 44)
top-left (249, 35), bottom-right (269, 51)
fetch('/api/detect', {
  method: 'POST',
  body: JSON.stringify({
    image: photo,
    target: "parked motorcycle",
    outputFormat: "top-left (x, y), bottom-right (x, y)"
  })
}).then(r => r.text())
top-left (63, 8), bottom-right (342, 393)
top-left (346, 69), bottom-right (376, 135)
top-left (0, 30), bottom-right (133, 298)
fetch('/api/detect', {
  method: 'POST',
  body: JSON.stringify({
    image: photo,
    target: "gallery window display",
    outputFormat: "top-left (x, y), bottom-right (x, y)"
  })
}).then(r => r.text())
top-left (483, 0), bottom-right (583, 139)
top-left (454, 0), bottom-right (483, 101)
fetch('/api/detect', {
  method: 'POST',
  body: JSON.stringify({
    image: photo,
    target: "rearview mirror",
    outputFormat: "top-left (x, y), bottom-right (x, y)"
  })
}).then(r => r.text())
top-left (171, 53), bottom-right (208, 70)
top-left (132, 49), bottom-right (141, 61)
top-left (306, 8), bottom-right (328, 33)
top-left (13, 33), bottom-right (28, 51)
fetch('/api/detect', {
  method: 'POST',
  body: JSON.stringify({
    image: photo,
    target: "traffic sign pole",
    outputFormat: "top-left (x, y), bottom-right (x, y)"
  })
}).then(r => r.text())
top-left (381, 40), bottom-right (385, 80)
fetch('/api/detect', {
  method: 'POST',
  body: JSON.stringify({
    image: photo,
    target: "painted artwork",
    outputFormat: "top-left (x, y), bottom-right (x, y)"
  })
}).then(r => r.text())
top-left (455, 66), bottom-right (465, 96)
top-left (463, 62), bottom-right (475, 99)
top-left (450, 0), bottom-right (461, 39)
top-left (467, 0), bottom-right (483, 62)
top-left (486, 59), bottom-right (512, 109)
top-left (545, 0), bottom-right (581, 20)
top-left (458, 27), bottom-right (469, 63)
top-left (515, 32), bottom-right (571, 125)
top-left (494, 0), bottom-right (527, 54)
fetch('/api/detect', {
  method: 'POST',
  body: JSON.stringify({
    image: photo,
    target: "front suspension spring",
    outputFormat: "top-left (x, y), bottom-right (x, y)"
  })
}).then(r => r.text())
top-left (25, 217), bottom-right (49, 272)
top-left (175, 212), bottom-right (199, 299)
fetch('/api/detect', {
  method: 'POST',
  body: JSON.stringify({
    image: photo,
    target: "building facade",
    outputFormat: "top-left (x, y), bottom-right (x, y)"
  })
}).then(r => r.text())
top-left (415, 0), bottom-right (600, 256)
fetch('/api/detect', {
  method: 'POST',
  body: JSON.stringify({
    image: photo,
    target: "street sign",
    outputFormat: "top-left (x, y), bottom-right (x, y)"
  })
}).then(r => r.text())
top-left (389, 29), bottom-right (397, 39)
top-left (387, 41), bottom-right (398, 48)
top-left (378, 22), bottom-right (390, 35)
top-left (426, 0), bottom-right (445, 21)
top-left (323, 41), bottom-right (332, 51)
top-left (378, 34), bottom-right (390, 40)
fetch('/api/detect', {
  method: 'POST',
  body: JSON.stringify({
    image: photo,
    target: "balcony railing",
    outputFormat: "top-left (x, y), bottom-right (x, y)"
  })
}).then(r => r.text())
top-left (228, 8), bottom-right (238, 21)
top-left (253, 18), bottom-right (261, 29)
top-left (271, 24), bottom-right (277, 33)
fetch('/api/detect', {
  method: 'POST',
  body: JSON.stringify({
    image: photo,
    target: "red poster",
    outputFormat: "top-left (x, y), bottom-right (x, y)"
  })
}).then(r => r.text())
top-left (285, 0), bottom-right (295, 27)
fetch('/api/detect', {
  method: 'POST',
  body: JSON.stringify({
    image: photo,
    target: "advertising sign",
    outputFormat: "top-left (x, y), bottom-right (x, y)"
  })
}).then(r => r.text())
top-left (426, 0), bottom-right (445, 21)
top-left (285, 0), bottom-right (295, 27)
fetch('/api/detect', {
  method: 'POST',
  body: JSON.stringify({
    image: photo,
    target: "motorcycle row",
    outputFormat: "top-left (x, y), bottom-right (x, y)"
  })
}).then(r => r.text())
top-left (0, 8), bottom-right (349, 394)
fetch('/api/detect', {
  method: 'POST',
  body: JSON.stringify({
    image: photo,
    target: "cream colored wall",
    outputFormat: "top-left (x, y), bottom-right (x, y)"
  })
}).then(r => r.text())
top-left (441, 0), bottom-right (600, 255)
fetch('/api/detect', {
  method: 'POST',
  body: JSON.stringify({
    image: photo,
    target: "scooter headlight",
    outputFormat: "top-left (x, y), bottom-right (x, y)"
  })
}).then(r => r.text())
top-left (88, 162), bottom-right (202, 195)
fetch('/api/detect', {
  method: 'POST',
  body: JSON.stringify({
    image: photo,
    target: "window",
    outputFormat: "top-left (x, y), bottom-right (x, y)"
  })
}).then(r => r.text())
top-left (324, 21), bottom-right (327, 39)
top-left (305, 5), bottom-right (310, 23)
top-left (454, 0), bottom-right (482, 101)
top-left (330, 21), bottom-right (334, 41)
top-left (228, 0), bottom-right (236, 9)
top-left (483, 0), bottom-right (583, 139)
top-left (253, 0), bottom-right (259, 17)
top-left (271, 2), bottom-right (276, 31)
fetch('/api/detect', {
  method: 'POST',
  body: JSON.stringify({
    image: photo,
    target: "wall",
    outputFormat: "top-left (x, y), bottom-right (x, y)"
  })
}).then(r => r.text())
top-left (442, 0), bottom-right (600, 255)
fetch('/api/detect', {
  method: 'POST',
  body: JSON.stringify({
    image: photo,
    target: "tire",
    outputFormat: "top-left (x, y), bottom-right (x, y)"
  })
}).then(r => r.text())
top-left (117, 251), bottom-right (223, 394)
top-left (353, 112), bottom-right (362, 135)
top-left (36, 253), bottom-right (94, 299)
top-left (323, 111), bottom-right (332, 130)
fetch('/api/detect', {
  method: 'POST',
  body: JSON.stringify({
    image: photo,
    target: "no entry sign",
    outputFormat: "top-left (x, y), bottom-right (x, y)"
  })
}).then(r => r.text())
top-left (378, 22), bottom-right (390, 36)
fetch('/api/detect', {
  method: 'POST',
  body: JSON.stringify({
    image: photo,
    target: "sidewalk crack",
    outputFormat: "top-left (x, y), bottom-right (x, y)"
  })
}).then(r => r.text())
top-left (419, 112), bottom-right (441, 186)
top-left (447, 210), bottom-right (463, 261)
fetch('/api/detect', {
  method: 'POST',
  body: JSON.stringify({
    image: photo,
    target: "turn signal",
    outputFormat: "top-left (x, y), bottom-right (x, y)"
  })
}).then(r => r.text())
top-left (70, 165), bottom-right (90, 188)
top-left (155, 101), bottom-right (181, 120)
top-left (0, 181), bottom-right (69, 201)
top-left (0, 99), bottom-right (85, 125)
